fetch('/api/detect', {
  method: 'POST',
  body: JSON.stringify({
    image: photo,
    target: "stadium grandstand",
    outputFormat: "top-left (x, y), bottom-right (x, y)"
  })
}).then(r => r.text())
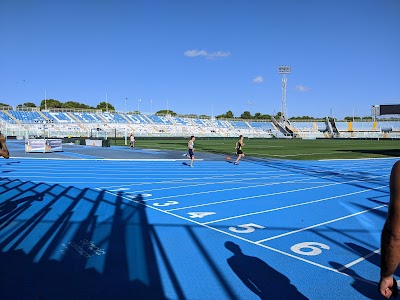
top-left (1, 106), bottom-right (400, 140)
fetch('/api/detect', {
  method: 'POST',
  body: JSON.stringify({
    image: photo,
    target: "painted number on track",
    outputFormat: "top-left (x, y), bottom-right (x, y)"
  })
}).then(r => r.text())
top-left (188, 212), bottom-right (216, 219)
top-left (153, 201), bottom-right (179, 207)
top-left (290, 242), bottom-right (330, 256)
top-left (229, 223), bottom-right (266, 234)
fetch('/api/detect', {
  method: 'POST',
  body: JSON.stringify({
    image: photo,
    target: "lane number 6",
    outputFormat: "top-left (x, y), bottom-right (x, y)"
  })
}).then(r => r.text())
top-left (291, 242), bottom-right (330, 256)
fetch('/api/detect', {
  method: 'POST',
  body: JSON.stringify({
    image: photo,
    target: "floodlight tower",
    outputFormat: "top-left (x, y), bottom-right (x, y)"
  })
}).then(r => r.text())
top-left (278, 65), bottom-right (291, 120)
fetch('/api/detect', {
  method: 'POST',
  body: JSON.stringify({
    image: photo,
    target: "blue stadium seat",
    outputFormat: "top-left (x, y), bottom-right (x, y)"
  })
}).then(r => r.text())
top-left (0, 111), bottom-right (17, 124)
top-left (146, 115), bottom-right (173, 125)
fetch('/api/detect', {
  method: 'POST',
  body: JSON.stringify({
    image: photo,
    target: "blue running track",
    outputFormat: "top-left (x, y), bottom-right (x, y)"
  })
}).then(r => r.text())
top-left (0, 141), bottom-right (397, 299)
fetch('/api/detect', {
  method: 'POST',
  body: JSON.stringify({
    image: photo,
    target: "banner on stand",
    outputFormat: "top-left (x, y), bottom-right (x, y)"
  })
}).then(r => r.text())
top-left (25, 139), bottom-right (63, 153)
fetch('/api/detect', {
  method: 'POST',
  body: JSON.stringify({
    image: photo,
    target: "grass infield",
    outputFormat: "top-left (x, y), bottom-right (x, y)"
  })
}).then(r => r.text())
top-left (117, 138), bottom-right (400, 160)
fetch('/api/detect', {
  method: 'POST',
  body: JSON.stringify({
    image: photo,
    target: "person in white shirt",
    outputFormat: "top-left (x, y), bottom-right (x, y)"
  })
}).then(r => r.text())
top-left (129, 133), bottom-right (135, 148)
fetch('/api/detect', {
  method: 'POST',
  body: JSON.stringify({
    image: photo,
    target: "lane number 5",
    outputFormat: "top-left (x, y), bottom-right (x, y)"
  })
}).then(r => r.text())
top-left (229, 223), bottom-right (266, 234)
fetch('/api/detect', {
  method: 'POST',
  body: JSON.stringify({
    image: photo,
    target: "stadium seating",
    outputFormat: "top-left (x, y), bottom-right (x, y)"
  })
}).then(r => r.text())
top-left (125, 114), bottom-right (151, 124)
top-left (146, 115), bottom-right (173, 125)
top-left (191, 118), bottom-right (212, 127)
top-left (0, 111), bottom-right (17, 124)
top-left (1, 108), bottom-right (400, 139)
top-left (168, 116), bottom-right (193, 126)
top-left (378, 121), bottom-right (400, 131)
top-left (229, 120), bottom-right (250, 129)
top-left (8, 110), bottom-right (44, 123)
top-left (71, 112), bottom-right (104, 123)
top-left (41, 111), bottom-right (76, 123)
top-left (351, 122), bottom-right (375, 131)
top-left (102, 112), bottom-right (128, 123)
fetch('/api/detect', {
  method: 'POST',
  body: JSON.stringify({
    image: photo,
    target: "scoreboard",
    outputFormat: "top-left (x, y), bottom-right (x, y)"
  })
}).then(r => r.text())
top-left (372, 104), bottom-right (400, 116)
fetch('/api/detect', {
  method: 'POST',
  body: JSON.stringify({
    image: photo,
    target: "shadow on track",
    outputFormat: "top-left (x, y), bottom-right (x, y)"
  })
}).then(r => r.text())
top-left (0, 178), bottom-right (169, 299)
top-left (329, 261), bottom-right (384, 299)
top-left (225, 241), bottom-right (308, 299)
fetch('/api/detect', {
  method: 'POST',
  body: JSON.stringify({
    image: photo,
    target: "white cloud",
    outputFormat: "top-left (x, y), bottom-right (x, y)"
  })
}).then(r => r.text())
top-left (246, 99), bottom-right (254, 106)
top-left (295, 85), bottom-right (310, 92)
top-left (184, 49), bottom-right (208, 57)
top-left (184, 49), bottom-right (231, 59)
top-left (206, 51), bottom-right (231, 60)
top-left (253, 76), bottom-right (263, 83)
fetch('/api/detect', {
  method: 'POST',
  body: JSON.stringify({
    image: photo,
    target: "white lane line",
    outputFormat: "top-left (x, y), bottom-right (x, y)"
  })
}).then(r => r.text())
top-left (338, 248), bottom-right (381, 272)
top-left (203, 186), bottom-right (389, 225)
top-left (256, 204), bottom-right (387, 244)
top-left (2, 175), bottom-right (100, 179)
top-left (10, 157), bottom-right (204, 161)
top-left (263, 152), bottom-right (338, 157)
top-left (147, 175), bottom-right (337, 203)
top-left (106, 173), bottom-right (304, 194)
top-left (100, 170), bottom-right (285, 189)
top-left (166, 175), bottom-right (388, 212)
top-left (319, 157), bottom-right (400, 161)
top-left (100, 188), bottom-right (379, 287)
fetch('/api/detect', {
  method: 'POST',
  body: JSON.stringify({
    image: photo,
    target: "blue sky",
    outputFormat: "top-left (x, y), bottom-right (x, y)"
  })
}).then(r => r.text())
top-left (0, 0), bottom-right (399, 119)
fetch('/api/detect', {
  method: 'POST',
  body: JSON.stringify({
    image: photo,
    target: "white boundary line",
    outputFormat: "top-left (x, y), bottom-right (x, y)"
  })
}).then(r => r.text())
top-left (106, 173), bottom-right (304, 194)
top-left (338, 248), bottom-right (381, 272)
top-left (146, 175), bottom-right (337, 203)
top-left (203, 185), bottom-right (388, 225)
top-left (101, 170), bottom-right (284, 189)
top-left (249, 152), bottom-right (338, 158)
top-left (99, 189), bottom-right (380, 286)
top-left (256, 204), bottom-right (387, 243)
top-left (319, 157), bottom-right (400, 162)
top-left (165, 175), bottom-right (388, 212)
top-left (10, 157), bottom-right (203, 161)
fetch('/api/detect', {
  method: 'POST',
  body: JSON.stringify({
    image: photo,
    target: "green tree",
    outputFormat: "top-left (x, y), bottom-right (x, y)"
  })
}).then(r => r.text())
top-left (240, 111), bottom-right (253, 119)
top-left (216, 110), bottom-right (234, 119)
top-left (63, 101), bottom-right (94, 109)
top-left (290, 115), bottom-right (314, 120)
top-left (40, 99), bottom-right (62, 109)
top-left (17, 102), bottom-right (37, 108)
top-left (226, 110), bottom-right (234, 118)
top-left (155, 110), bottom-right (177, 116)
top-left (257, 114), bottom-right (271, 119)
top-left (344, 116), bottom-right (363, 121)
top-left (97, 102), bottom-right (115, 111)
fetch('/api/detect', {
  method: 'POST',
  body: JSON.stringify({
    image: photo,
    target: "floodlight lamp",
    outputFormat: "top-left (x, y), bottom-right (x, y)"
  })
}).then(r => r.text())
top-left (278, 65), bottom-right (291, 74)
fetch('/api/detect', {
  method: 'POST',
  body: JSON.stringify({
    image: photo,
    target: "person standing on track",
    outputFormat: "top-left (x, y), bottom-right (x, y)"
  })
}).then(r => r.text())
top-left (379, 161), bottom-right (400, 298)
top-left (0, 133), bottom-right (10, 159)
top-left (234, 135), bottom-right (245, 165)
top-left (187, 135), bottom-right (195, 167)
top-left (129, 133), bottom-right (135, 148)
